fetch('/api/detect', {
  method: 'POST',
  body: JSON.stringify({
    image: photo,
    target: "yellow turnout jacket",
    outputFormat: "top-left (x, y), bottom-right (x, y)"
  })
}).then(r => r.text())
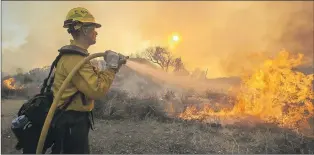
top-left (52, 43), bottom-right (115, 112)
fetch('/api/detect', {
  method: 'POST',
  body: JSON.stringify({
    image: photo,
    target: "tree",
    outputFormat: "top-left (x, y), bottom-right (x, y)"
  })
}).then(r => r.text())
top-left (173, 57), bottom-right (184, 72)
top-left (16, 68), bottom-right (23, 75)
top-left (142, 46), bottom-right (174, 72)
top-left (173, 57), bottom-right (190, 76)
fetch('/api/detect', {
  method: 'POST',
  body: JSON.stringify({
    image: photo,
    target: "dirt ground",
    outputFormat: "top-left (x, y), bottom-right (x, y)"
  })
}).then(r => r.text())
top-left (1, 99), bottom-right (314, 154)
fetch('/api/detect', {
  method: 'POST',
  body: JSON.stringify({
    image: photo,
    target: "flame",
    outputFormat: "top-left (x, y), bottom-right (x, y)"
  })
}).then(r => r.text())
top-left (178, 50), bottom-right (314, 132)
top-left (3, 78), bottom-right (25, 90)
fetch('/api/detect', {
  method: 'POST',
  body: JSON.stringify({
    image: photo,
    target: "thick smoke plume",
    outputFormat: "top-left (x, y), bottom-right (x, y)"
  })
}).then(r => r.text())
top-left (2, 1), bottom-right (313, 78)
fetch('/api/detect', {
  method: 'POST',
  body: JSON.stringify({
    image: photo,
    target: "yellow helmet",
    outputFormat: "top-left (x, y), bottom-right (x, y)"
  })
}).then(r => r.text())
top-left (63, 7), bottom-right (101, 28)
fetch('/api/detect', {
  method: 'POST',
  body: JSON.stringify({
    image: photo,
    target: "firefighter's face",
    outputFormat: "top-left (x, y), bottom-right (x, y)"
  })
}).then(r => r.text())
top-left (82, 24), bottom-right (98, 45)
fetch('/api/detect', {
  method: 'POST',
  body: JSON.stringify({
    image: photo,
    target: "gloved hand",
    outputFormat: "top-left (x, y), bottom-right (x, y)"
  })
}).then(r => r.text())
top-left (103, 50), bottom-right (128, 73)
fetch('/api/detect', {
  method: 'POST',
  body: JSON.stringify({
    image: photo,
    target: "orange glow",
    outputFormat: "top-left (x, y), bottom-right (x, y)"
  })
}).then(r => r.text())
top-left (167, 33), bottom-right (181, 50)
top-left (3, 78), bottom-right (25, 90)
top-left (178, 50), bottom-right (314, 132)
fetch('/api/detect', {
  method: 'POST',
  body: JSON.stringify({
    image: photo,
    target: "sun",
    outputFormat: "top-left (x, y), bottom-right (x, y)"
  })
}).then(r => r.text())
top-left (168, 33), bottom-right (181, 50)
top-left (172, 35), bottom-right (179, 42)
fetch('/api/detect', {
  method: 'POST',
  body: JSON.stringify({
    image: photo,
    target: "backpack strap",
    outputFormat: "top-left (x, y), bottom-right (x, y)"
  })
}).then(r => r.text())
top-left (58, 91), bottom-right (80, 110)
top-left (40, 54), bottom-right (63, 94)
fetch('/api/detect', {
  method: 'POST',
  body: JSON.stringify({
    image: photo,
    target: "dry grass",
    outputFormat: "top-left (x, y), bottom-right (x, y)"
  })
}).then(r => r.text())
top-left (93, 89), bottom-right (169, 121)
top-left (88, 118), bottom-right (314, 154)
top-left (2, 89), bottom-right (314, 154)
top-left (2, 116), bottom-right (313, 154)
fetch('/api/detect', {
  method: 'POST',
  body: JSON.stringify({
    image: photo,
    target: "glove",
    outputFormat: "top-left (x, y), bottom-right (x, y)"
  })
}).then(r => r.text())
top-left (104, 50), bottom-right (128, 73)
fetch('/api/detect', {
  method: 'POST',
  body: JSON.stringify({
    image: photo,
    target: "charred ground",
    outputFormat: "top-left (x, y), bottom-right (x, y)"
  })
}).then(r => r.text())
top-left (2, 92), bottom-right (314, 154)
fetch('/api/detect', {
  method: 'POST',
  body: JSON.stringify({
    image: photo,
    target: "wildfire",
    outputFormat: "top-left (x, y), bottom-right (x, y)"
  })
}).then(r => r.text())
top-left (178, 50), bottom-right (314, 132)
top-left (3, 78), bottom-right (25, 90)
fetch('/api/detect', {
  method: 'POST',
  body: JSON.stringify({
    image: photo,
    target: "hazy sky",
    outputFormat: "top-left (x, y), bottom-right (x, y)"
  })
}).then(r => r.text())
top-left (2, 1), bottom-right (313, 78)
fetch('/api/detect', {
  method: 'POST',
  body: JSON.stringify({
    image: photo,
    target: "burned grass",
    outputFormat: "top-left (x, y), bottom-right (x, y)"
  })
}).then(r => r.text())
top-left (89, 119), bottom-right (314, 154)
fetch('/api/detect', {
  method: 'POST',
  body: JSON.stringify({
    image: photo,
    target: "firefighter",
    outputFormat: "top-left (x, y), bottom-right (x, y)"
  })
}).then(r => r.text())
top-left (49, 7), bottom-right (123, 154)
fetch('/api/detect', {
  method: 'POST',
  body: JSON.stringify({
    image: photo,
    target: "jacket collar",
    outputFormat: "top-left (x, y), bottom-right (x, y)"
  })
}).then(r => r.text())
top-left (58, 45), bottom-right (89, 56)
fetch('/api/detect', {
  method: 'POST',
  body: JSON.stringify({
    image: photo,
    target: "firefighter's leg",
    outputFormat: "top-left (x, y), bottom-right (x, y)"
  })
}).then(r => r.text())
top-left (22, 125), bottom-right (40, 154)
top-left (50, 126), bottom-right (66, 154)
top-left (63, 112), bottom-right (91, 154)
top-left (50, 110), bottom-right (70, 154)
top-left (22, 124), bottom-right (49, 154)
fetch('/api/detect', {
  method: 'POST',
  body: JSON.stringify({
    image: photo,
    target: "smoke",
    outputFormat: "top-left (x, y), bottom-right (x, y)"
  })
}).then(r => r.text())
top-left (274, 2), bottom-right (314, 65)
top-left (2, 1), bottom-right (313, 78)
top-left (139, 1), bottom-right (314, 77)
top-left (113, 66), bottom-right (165, 97)
top-left (126, 60), bottom-right (236, 94)
top-left (137, 1), bottom-right (313, 77)
top-left (217, 2), bottom-right (314, 77)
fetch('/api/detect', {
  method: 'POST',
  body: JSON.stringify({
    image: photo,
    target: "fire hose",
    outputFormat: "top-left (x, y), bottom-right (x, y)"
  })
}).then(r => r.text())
top-left (36, 52), bottom-right (128, 154)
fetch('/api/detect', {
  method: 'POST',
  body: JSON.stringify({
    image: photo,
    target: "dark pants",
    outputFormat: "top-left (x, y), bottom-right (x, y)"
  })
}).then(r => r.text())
top-left (21, 124), bottom-right (50, 154)
top-left (21, 123), bottom-right (54, 154)
top-left (21, 110), bottom-right (92, 154)
top-left (51, 110), bottom-right (91, 154)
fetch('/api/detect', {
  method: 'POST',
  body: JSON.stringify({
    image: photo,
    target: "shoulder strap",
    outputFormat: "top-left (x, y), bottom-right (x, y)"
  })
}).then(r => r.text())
top-left (40, 53), bottom-right (63, 94)
top-left (58, 91), bottom-right (80, 110)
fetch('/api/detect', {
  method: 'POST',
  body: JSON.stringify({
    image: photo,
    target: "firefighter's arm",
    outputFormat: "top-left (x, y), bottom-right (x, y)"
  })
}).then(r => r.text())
top-left (64, 55), bottom-right (116, 99)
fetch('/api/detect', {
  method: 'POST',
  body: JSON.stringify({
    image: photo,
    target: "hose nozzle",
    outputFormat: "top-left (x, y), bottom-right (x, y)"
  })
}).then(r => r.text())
top-left (118, 54), bottom-right (129, 65)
